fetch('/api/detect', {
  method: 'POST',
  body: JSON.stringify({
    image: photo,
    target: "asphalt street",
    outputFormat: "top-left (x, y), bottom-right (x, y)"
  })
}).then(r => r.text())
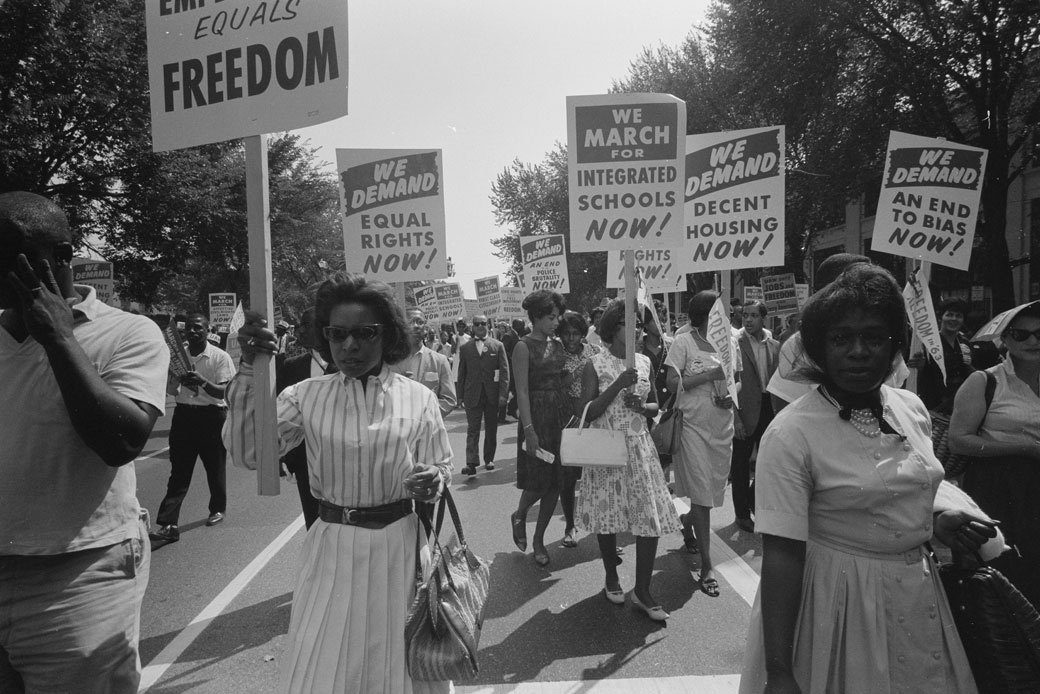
top-left (135, 397), bottom-right (763, 693)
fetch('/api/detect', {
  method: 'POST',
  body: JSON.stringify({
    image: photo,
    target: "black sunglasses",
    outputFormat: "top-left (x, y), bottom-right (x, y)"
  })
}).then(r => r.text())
top-left (1005, 327), bottom-right (1040, 342)
top-left (323, 324), bottom-right (384, 343)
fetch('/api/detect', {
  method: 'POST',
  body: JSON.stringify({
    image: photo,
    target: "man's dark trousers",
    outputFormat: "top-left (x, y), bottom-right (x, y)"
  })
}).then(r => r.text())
top-left (731, 399), bottom-right (771, 520)
top-left (466, 393), bottom-right (500, 467)
top-left (157, 404), bottom-right (227, 525)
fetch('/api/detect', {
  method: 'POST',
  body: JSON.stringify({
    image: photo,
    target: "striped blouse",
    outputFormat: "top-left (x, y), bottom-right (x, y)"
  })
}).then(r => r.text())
top-left (224, 363), bottom-right (454, 507)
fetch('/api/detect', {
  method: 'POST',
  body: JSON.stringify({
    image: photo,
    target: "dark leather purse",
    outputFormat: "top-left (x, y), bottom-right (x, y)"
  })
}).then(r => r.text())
top-left (938, 551), bottom-right (1040, 693)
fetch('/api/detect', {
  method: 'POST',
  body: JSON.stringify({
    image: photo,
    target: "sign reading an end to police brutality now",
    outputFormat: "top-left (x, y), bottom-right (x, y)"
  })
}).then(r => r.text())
top-left (567, 93), bottom-right (686, 252)
top-left (146, 0), bottom-right (348, 152)
top-left (337, 149), bottom-right (448, 283)
top-left (606, 248), bottom-right (684, 292)
top-left (521, 235), bottom-right (570, 293)
top-left (872, 131), bottom-right (987, 271)
top-left (683, 126), bottom-right (785, 271)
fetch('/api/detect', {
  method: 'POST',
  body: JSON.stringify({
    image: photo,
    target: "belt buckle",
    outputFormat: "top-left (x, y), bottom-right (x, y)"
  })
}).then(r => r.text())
top-left (343, 508), bottom-right (359, 525)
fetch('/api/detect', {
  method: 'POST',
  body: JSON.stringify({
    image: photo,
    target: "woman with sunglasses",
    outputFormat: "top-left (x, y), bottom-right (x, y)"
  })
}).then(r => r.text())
top-left (740, 264), bottom-right (997, 694)
top-left (950, 299), bottom-right (1040, 609)
top-left (224, 273), bottom-right (453, 694)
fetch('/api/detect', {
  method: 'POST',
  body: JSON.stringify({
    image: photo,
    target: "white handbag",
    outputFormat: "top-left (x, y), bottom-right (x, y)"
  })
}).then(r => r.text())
top-left (560, 402), bottom-right (628, 468)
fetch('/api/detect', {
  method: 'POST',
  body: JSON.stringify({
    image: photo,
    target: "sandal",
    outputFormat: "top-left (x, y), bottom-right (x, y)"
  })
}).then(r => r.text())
top-left (679, 513), bottom-right (699, 554)
top-left (698, 575), bottom-right (720, 598)
top-left (561, 530), bottom-right (578, 548)
top-left (510, 511), bottom-right (527, 552)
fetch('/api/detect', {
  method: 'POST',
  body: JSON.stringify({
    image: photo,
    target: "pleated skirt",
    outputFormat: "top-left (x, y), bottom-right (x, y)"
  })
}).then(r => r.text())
top-left (280, 515), bottom-right (452, 694)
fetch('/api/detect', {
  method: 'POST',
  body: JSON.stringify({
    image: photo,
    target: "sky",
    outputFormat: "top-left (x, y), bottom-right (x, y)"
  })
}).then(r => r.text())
top-left (295, 0), bottom-right (711, 299)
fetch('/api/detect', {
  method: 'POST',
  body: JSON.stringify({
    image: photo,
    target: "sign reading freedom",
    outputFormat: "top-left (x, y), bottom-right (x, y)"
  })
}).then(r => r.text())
top-left (146, 0), bottom-right (349, 152)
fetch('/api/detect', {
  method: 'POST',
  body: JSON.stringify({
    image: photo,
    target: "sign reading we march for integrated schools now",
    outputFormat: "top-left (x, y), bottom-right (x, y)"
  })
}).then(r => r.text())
top-left (337, 149), bottom-right (448, 283)
top-left (567, 94), bottom-right (686, 252)
top-left (521, 235), bottom-right (570, 292)
top-left (146, 0), bottom-right (349, 152)
top-left (683, 126), bottom-right (785, 271)
top-left (872, 131), bottom-right (987, 271)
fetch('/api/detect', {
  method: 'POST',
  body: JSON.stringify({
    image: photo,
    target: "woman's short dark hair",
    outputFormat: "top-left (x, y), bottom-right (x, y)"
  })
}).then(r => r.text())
top-left (313, 273), bottom-right (411, 365)
top-left (557, 310), bottom-right (588, 337)
top-left (800, 264), bottom-right (906, 380)
top-left (939, 297), bottom-right (968, 316)
top-left (597, 299), bottom-right (628, 343)
top-left (522, 289), bottom-right (565, 321)
top-left (687, 290), bottom-right (718, 327)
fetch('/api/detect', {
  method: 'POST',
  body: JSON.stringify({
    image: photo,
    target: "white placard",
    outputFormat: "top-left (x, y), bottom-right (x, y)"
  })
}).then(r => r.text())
top-left (475, 276), bottom-right (502, 318)
top-left (606, 248), bottom-right (684, 291)
top-left (521, 234), bottom-right (570, 293)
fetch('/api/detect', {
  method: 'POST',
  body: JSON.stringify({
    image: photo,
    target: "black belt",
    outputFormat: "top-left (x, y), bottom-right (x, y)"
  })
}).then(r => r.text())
top-left (318, 500), bottom-right (413, 529)
top-left (176, 403), bottom-right (226, 411)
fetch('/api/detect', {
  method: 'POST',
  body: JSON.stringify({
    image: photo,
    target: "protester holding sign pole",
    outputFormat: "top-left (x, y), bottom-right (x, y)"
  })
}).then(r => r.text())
top-left (510, 290), bottom-right (569, 568)
top-left (908, 296), bottom-right (975, 414)
top-left (664, 291), bottom-right (737, 598)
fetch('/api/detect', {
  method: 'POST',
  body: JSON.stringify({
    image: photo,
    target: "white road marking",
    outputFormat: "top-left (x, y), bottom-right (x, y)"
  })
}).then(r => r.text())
top-left (138, 514), bottom-right (305, 692)
top-left (135, 445), bottom-right (170, 463)
top-left (457, 674), bottom-right (740, 693)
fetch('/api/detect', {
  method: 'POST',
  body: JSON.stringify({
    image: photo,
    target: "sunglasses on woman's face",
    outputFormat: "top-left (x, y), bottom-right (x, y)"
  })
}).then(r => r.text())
top-left (1005, 327), bottom-right (1040, 342)
top-left (323, 324), bottom-right (384, 343)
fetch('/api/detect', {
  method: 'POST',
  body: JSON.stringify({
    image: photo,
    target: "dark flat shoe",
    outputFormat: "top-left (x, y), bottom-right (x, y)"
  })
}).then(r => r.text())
top-left (533, 547), bottom-right (550, 567)
top-left (510, 511), bottom-right (527, 552)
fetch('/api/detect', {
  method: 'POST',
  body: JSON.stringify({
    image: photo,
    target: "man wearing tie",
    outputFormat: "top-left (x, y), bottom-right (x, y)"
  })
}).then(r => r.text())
top-left (457, 314), bottom-right (509, 477)
top-left (390, 307), bottom-right (456, 417)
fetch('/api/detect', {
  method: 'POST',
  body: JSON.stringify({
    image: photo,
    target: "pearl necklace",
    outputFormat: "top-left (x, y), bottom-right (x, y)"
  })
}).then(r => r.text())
top-left (847, 408), bottom-right (882, 438)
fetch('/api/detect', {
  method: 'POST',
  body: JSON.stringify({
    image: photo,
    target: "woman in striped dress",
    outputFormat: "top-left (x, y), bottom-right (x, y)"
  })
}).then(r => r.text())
top-left (225, 273), bottom-right (454, 694)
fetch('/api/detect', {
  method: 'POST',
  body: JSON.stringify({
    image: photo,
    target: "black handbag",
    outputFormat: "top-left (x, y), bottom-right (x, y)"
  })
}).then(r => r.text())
top-left (938, 551), bottom-right (1040, 693)
top-left (404, 489), bottom-right (490, 682)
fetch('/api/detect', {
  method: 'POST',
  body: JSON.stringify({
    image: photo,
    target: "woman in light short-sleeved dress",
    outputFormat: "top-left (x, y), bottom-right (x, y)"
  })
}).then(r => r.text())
top-left (740, 264), bottom-right (997, 694)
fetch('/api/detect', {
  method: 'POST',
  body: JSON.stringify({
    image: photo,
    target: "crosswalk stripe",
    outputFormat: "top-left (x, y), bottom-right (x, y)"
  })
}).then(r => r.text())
top-left (457, 673), bottom-right (740, 693)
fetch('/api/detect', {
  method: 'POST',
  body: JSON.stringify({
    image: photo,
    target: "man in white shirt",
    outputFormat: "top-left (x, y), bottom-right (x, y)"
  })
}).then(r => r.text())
top-left (150, 313), bottom-right (236, 542)
top-left (390, 307), bottom-right (456, 416)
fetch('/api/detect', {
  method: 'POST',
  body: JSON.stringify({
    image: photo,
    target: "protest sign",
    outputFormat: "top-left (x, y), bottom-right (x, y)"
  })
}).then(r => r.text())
top-left (706, 298), bottom-right (739, 405)
top-left (71, 259), bottom-right (115, 305)
top-left (761, 273), bottom-right (799, 315)
top-left (225, 302), bottom-right (245, 362)
top-left (872, 131), bottom-right (987, 271)
top-left (606, 248), bottom-right (684, 292)
top-left (903, 266), bottom-right (946, 386)
top-left (500, 286), bottom-right (526, 321)
top-left (163, 319), bottom-right (194, 381)
top-left (208, 292), bottom-right (237, 328)
top-left (795, 284), bottom-right (809, 309)
top-left (475, 276), bottom-right (502, 319)
top-left (414, 285), bottom-right (439, 323)
top-left (435, 282), bottom-right (464, 322)
top-left (337, 149), bottom-right (448, 282)
top-left (743, 286), bottom-right (763, 305)
top-left (464, 299), bottom-right (480, 321)
top-left (521, 234), bottom-right (570, 292)
top-left (682, 126), bottom-right (785, 271)
top-left (146, 0), bottom-right (348, 152)
top-left (567, 93), bottom-right (686, 252)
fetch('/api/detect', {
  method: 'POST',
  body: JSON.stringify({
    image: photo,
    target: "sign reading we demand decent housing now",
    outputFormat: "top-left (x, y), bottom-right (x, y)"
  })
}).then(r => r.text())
top-left (337, 149), bottom-right (448, 283)
top-left (146, 0), bottom-right (349, 152)
top-left (872, 131), bottom-right (987, 271)
top-left (567, 94), bottom-right (686, 252)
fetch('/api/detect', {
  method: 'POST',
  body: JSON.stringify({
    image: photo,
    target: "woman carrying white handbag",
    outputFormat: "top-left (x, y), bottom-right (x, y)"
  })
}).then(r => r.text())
top-left (575, 299), bottom-right (681, 621)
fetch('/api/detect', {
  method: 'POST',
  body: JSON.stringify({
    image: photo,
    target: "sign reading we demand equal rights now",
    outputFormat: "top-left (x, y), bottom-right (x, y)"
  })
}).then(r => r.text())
top-left (567, 94), bottom-right (686, 252)
top-left (146, 0), bottom-right (348, 152)
top-left (872, 131), bottom-right (987, 271)
top-left (683, 126), bottom-right (785, 271)
top-left (337, 149), bottom-right (448, 283)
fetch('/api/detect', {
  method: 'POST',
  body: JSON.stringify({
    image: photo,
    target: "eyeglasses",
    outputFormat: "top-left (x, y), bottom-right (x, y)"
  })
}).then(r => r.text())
top-left (1005, 327), bottom-right (1040, 342)
top-left (472, 321), bottom-right (488, 327)
top-left (825, 330), bottom-right (892, 350)
top-left (322, 324), bottom-right (384, 343)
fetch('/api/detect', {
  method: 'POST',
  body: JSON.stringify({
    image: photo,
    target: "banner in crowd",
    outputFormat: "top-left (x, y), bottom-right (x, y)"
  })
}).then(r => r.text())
top-left (435, 282), bottom-right (464, 323)
top-left (706, 298), bottom-right (739, 405)
top-left (743, 286), bottom-right (763, 305)
top-left (761, 272), bottom-right (799, 315)
top-left (682, 126), bottom-right (785, 271)
top-left (208, 292), bottom-right (237, 328)
top-left (872, 131), bottom-right (987, 271)
top-left (567, 93), bottom-right (686, 252)
top-left (606, 248), bottom-right (685, 292)
top-left (337, 149), bottom-right (448, 283)
top-left (414, 285), bottom-right (439, 323)
top-left (146, 0), bottom-right (349, 152)
top-left (500, 286), bottom-right (526, 321)
top-left (475, 276), bottom-right (502, 318)
top-left (225, 302), bottom-right (245, 362)
top-left (521, 234), bottom-right (570, 293)
top-left (903, 265), bottom-right (947, 386)
top-left (71, 259), bottom-right (115, 305)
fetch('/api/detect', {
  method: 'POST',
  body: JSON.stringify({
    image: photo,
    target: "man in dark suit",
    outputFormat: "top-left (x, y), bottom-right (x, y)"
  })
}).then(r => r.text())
top-left (732, 300), bottom-right (780, 532)
top-left (275, 308), bottom-right (334, 529)
top-left (457, 314), bottom-right (509, 476)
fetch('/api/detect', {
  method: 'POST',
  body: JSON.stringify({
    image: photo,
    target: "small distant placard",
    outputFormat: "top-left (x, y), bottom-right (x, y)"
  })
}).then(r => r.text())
top-left (761, 273), bottom-right (798, 315)
top-left (521, 234), bottom-right (570, 293)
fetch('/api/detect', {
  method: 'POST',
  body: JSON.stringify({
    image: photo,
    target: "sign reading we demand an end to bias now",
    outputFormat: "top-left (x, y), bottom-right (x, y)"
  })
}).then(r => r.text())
top-left (567, 94), bottom-right (686, 252)
top-left (521, 235), bottom-right (570, 293)
top-left (683, 126), bottom-right (785, 271)
top-left (146, 0), bottom-right (348, 152)
top-left (872, 131), bottom-right (987, 271)
top-left (337, 149), bottom-right (448, 283)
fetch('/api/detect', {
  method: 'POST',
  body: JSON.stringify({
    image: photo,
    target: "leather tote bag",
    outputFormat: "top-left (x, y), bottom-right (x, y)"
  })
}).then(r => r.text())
top-left (560, 401), bottom-right (628, 468)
